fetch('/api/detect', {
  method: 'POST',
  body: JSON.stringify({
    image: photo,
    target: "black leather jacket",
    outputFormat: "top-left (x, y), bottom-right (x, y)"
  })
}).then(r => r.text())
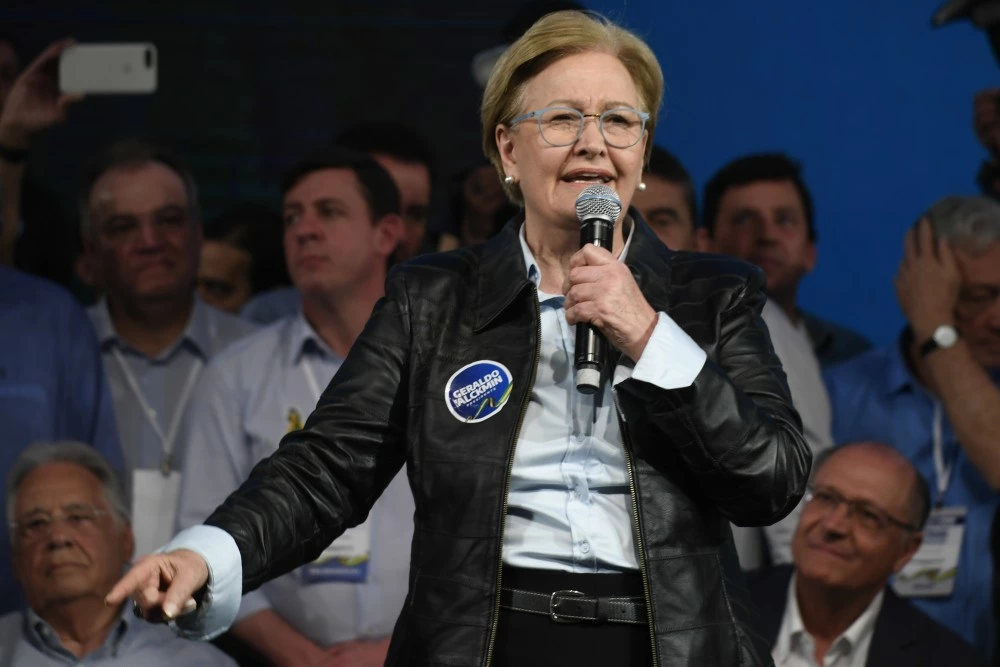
top-left (206, 214), bottom-right (811, 666)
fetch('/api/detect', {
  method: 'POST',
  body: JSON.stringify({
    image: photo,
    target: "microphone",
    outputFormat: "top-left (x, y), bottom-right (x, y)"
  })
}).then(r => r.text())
top-left (574, 184), bottom-right (622, 394)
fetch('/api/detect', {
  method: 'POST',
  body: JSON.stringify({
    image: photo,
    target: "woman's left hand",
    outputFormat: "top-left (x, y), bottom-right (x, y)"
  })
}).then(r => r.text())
top-left (564, 244), bottom-right (657, 362)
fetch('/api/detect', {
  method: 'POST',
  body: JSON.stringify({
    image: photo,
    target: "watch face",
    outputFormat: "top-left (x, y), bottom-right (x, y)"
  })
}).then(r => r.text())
top-left (933, 325), bottom-right (959, 348)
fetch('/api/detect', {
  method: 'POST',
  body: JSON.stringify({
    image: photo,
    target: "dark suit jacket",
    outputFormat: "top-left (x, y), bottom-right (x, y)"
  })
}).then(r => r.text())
top-left (748, 565), bottom-right (987, 667)
top-left (800, 310), bottom-right (872, 369)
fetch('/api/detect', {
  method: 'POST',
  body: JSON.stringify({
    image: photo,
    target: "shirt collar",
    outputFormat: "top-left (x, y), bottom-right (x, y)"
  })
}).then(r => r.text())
top-left (776, 573), bottom-right (885, 664)
top-left (24, 603), bottom-right (134, 659)
top-left (517, 216), bottom-right (635, 289)
top-left (91, 297), bottom-right (215, 361)
top-left (286, 310), bottom-right (340, 365)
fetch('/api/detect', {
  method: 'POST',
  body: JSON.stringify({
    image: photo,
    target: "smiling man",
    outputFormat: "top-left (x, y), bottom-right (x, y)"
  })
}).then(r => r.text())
top-left (0, 441), bottom-right (234, 666)
top-left (825, 197), bottom-right (1000, 657)
top-left (748, 442), bottom-right (985, 667)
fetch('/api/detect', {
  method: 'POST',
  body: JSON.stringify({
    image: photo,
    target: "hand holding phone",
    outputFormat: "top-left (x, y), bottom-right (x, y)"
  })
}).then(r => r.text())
top-left (59, 43), bottom-right (157, 95)
top-left (0, 39), bottom-right (82, 148)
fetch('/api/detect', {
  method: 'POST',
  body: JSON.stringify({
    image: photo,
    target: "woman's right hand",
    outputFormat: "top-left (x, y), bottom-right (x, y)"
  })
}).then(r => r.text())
top-left (105, 549), bottom-right (208, 622)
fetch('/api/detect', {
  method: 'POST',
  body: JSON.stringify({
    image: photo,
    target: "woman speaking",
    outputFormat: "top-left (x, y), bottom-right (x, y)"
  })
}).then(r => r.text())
top-left (110, 10), bottom-right (809, 666)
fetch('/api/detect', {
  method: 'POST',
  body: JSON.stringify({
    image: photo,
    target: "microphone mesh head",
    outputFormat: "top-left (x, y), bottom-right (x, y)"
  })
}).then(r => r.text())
top-left (575, 184), bottom-right (622, 225)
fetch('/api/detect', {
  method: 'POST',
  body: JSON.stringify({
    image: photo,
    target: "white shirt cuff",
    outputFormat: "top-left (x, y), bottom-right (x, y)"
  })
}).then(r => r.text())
top-left (613, 311), bottom-right (707, 389)
top-left (161, 525), bottom-right (243, 641)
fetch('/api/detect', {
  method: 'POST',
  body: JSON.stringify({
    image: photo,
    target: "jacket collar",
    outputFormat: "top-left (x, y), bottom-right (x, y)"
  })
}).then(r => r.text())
top-left (864, 587), bottom-right (921, 666)
top-left (472, 208), bottom-right (673, 332)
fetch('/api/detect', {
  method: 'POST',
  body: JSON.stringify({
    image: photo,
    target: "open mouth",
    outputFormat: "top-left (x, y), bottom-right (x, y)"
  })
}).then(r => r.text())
top-left (562, 172), bottom-right (613, 184)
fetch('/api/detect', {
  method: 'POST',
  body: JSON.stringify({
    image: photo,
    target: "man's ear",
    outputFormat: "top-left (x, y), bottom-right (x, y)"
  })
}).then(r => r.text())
top-left (892, 531), bottom-right (923, 574)
top-left (696, 227), bottom-right (712, 252)
top-left (374, 213), bottom-right (405, 259)
top-left (804, 240), bottom-right (817, 273)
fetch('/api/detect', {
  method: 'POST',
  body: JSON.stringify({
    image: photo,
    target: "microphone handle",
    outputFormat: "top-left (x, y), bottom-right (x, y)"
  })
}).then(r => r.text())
top-left (575, 218), bottom-right (614, 394)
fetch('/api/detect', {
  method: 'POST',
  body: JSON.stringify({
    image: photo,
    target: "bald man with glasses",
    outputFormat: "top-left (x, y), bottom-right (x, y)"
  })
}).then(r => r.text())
top-left (748, 442), bottom-right (985, 667)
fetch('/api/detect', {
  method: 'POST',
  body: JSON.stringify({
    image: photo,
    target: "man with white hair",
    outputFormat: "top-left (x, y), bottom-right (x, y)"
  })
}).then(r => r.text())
top-left (825, 195), bottom-right (1000, 657)
top-left (0, 441), bottom-right (235, 666)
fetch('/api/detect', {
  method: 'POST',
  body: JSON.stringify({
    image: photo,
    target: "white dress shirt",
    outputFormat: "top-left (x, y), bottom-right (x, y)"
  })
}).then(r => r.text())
top-left (774, 574), bottom-right (884, 667)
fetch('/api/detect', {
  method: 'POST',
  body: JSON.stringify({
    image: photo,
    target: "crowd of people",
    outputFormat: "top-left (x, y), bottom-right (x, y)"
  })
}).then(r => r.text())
top-left (1, 7), bottom-right (999, 667)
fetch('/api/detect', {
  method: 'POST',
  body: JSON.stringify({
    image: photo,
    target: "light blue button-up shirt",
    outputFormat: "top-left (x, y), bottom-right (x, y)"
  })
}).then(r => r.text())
top-left (88, 298), bottom-right (257, 476)
top-left (163, 218), bottom-right (708, 639)
top-left (174, 311), bottom-right (414, 646)
top-left (504, 221), bottom-right (708, 571)
top-left (0, 605), bottom-right (235, 666)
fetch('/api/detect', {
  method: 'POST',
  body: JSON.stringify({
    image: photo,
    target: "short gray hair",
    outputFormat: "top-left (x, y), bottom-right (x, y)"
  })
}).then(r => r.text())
top-left (922, 195), bottom-right (1000, 255)
top-left (6, 441), bottom-right (130, 534)
top-left (77, 138), bottom-right (200, 238)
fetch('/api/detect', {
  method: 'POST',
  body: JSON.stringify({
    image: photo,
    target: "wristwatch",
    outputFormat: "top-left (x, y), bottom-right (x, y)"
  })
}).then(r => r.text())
top-left (919, 324), bottom-right (959, 357)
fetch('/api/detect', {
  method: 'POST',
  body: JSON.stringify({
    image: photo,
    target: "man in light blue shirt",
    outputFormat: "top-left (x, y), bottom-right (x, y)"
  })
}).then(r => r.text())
top-left (825, 197), bottom-right (1000, 657)
top-left (1, 441), bottom-right (234, 667)
top-left (0, 266), bottom-right (122, 614)
top-left (78, 140), bottom-right (255, 556)
top-left (175, 148), bottom-right (412, 666)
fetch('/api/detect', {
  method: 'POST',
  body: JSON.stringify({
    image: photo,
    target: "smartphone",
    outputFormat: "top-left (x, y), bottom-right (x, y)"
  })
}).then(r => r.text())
top-left (59, 43), bottom-right (157, 94)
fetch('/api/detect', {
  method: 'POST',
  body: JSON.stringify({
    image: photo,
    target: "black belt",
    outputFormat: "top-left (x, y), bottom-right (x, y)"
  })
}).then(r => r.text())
top-left (499, 587), bottom-right (647, 625)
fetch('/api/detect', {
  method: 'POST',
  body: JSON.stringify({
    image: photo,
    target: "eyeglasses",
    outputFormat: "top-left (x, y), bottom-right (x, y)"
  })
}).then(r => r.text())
top-left (509, 106), bottom-right (650, 149)
top-left (957, 286), bottom-right (1000, 319)
top-left (11, 506), bottom-right (112, 543)
top-left (804, 485), bottom-right (919, 533)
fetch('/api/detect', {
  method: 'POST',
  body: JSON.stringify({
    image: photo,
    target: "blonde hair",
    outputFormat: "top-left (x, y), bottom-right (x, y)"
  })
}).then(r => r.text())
top-left (481, 10), bottom-right (664, 204)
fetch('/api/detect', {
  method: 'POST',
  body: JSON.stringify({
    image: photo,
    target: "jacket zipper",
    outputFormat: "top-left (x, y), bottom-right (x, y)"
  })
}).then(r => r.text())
top-left (614, 387), bottom-right (659, 667)
top-left (484, 287), bottom-right (541, 667)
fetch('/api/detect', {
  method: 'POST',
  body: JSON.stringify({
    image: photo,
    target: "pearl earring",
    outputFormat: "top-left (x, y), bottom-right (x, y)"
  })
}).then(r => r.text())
top-left (504, 175), bottom-right (515, 185)
top-left (637, 182), bottom-right (647, 192)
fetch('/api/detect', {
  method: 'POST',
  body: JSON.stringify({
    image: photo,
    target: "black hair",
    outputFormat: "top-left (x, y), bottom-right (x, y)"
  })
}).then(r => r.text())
top-left (280, 147), bottom-right (401, 222)
top-left (204, 202), bottom-right (289, 294)
top-left (333, 122), bottom-right (435, 183)
top-left (702, 153), bottom-right (816, 241)
top-left (646, 145), bottom-right (697, 225)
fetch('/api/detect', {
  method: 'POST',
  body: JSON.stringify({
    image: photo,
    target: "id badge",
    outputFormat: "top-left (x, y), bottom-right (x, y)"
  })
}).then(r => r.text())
top-left (301, 521), bottom-right (372, 584)
top-left (893, 506), bottom-right (966, 598)
top-left (131, 468), bottom-right (183, 557)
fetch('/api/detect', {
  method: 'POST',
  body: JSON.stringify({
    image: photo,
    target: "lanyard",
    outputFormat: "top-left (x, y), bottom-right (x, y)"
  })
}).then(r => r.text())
top-left (302, 357), bottom-right (324, 404)
top-left (931, 401), bottom-right (955, 507)
top-left (112, 347), bottom-right (203, 476)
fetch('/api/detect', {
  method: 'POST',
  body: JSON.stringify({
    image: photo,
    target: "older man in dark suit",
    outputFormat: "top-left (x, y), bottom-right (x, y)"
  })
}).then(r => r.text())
top-left (748, 441), bottom-right (985, 667)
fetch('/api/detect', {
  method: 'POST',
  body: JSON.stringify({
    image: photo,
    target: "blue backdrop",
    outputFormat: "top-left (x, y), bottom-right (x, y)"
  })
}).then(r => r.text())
top-left (587, 0), bottom-right (997, 346)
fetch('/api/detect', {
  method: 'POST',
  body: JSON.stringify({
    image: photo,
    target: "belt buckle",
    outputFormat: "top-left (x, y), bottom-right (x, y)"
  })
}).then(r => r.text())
top-left (549, 589), bottom-right (586, 623)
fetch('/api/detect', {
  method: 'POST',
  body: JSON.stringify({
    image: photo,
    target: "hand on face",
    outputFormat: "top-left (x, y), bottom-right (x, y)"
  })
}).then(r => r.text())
top-left (895, 218), bottom-right (961, 340)
top-left (0, 39), bottom-right (82, 147)
top-left (563, 243), bottom-right (657, 362)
